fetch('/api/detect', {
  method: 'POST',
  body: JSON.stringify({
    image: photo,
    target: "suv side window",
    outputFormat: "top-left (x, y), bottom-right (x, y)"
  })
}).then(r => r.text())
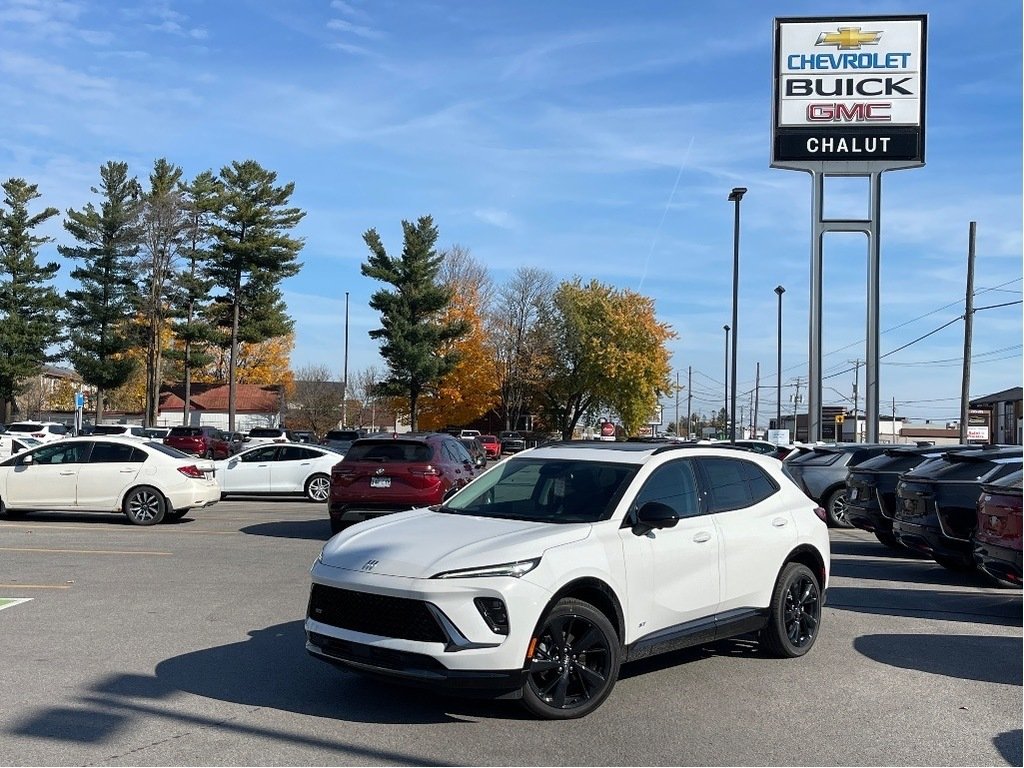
top-left (700, 457), bottom-right (778, 512)
top-left (633, 459), bottom-right (701, 519)
top-left (445, 439), bottom-right (472, 464)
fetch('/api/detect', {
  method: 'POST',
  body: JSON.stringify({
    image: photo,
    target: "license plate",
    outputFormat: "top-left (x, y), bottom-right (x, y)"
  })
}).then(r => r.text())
top-left (370, 477), bottom-right (391, 488)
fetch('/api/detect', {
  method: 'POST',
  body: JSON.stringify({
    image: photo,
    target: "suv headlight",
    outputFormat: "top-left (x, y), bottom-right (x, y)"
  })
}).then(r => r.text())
top-left (432, 557), bottom-right (541, 579)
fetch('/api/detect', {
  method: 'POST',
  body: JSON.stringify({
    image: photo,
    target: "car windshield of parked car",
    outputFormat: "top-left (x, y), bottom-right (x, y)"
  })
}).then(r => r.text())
top-left (440, 458), bottom-right (639, 524)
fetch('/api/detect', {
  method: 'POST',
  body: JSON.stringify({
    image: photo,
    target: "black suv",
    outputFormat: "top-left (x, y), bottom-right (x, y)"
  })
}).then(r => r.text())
top-left (782, 444), bottom-right (890, 527)
top-left (846, 444), bottom-right (978, 550)
top-left (893, 446), bottom-right (1022, 572)
top-left (321, 429), bottom-right (364, 453)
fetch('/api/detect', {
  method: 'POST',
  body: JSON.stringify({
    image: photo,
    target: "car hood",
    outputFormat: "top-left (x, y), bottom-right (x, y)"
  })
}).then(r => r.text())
top-left (319, 508), bottom-right (592, 578)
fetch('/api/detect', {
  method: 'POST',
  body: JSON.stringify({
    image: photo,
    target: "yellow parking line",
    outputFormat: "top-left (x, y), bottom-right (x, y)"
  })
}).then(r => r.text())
top-left (0, 547), bottom-right (172, 556)
top-left (0, 584), bottom-right (71, 589)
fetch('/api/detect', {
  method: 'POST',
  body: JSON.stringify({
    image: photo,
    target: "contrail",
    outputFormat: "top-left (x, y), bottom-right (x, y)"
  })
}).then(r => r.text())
top-left (638, 135), bottom-right (694, 292)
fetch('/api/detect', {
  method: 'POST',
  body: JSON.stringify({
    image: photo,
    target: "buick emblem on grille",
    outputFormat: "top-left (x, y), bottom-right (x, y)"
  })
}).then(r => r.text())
top-left (361, 559), bottom-right (379, 572)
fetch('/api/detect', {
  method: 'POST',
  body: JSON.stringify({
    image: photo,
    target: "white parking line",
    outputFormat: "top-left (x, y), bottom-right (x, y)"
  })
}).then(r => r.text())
top-left (0, 598), bottom-right (33, 611)
top-left (0, 547), bottom-right (172, 556)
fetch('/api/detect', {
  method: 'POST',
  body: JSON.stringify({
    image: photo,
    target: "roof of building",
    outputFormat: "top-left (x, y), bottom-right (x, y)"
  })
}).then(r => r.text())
top-left (159, 383), bottom-right (282, 413)
top-left (899, 427), bottom-right (960, 438)
top-left (971, 387), bottom-right (1023, 406)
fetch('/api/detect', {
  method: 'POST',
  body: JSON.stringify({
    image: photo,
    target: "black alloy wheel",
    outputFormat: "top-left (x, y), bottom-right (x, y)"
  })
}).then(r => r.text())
top-left (825, 488), bottom-right (853, 528)
top-left (123, 486), bottom-right (166, 526)
top-left (761, 562), bottom-right (821, 658)
top-left (521, 598), bottom-right (620, 719)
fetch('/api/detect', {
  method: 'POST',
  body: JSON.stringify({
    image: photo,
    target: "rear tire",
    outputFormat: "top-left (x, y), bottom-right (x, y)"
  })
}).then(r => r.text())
top-left (760, 562), bottom-right (822, 658)
top-left (123, 486), bottom-right (166, 526)
top-left (520, 598), bottom-right (620, 719)
top-left (825, 488), bottom-right (853, 528)
top-left (305, 474), bottom-right (330, 503)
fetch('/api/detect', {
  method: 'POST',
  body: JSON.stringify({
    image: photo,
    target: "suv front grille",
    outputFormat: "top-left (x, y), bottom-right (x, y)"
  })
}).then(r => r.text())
top-left (307, 583), bottom-right (447, 643)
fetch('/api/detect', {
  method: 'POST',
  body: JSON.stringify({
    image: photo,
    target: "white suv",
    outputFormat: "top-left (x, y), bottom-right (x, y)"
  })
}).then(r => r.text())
top-left (5, 421), bottom-right (69, 443)
top-left (306, 441), bottom-right (830, 718)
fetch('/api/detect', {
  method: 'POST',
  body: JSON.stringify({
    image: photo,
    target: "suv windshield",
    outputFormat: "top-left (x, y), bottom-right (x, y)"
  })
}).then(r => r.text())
top-left (168, 427), bottom-right (203, 437)
top-left (248, 428), bottom-right (283, 438)
top-left (441, 458), bottom-right (639, 524)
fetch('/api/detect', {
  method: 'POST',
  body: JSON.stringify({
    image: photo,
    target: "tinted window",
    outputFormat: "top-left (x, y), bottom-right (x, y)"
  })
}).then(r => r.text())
top-left (48, 424), bottom-right (69, 435)
top-left (7, 423), bottom-right (43, 433)
top-left (701, 457), bottom-right (778, 512)
top-left (25, 442), bottom-right (90, 465)
top-left (325, 430), bottom-right (361, 441)
top-left (168, 427), bottom-right (203, 437)
top-left (92, 425), bottom-right (127, 435)
top-left (344, 441), bottom-right (433, 462)
top-left (634, 460), bottom-right (701, 519)
top-left (90, 442), bottom-right (145, 463)
top-left (144, 442), bottom-right (190, 458)
top-left (278, 446), bottom-right (319, 461)
top-left (241, 446), bottom-right (279, 462)
top-left (248, 428), bottom-right (282, 438)
top-left (447, 439), bottom-right (473, 463)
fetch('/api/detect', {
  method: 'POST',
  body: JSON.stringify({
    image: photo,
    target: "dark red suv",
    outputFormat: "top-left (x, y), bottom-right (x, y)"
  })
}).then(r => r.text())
top-left (328, 433), bottom-right (478, 534)
top-left (164, 426), bottom-right (232, 459)
top-left (974, 469), bottom-right (1022, 586)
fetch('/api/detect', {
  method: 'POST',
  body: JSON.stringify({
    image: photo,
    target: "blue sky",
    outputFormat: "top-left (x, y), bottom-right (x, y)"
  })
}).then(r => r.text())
top-left (1, 0), bottom-right (1020, 428)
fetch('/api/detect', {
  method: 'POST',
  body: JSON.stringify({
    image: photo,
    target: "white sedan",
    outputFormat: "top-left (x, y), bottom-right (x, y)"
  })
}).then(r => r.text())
top-left (0, 436), bottom-right (219, 525)
top-left (216, 443), bottom-right (342, 502)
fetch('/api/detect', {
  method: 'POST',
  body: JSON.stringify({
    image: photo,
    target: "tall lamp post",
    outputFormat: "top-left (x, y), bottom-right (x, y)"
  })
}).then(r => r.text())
top-left (342, 291), bottom-right (350, 427)
top-left (723, 324), bottom-right (730, 435)
top-left (774, 285), bottom-right (785, 433)
top-left (727, 187), bottom-right (746, 443)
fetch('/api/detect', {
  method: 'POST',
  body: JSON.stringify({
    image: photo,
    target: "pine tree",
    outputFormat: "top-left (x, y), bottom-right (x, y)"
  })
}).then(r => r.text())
top-left (165, 170), bottom-right (219, 424)
top-left (59, 161), bottom-right (142, 422)
top-left (361, 215), bottom-right (468, 430)
top-left (0, 178), bottom-right (63, 422)
top-left (206, 160), bottom-right (304, 431)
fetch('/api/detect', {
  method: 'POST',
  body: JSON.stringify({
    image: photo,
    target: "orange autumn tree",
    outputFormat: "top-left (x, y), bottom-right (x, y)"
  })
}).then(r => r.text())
top-left (418, 248), bottom-right (499, 430)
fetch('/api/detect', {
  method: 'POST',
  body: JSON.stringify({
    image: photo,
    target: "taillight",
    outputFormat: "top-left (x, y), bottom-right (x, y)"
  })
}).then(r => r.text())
top-left (813, 506), bottom-right (827, 523)
top-left (178, 465), bottom-right (205, 479)
top-left (409, 465), bottom-right (440, 477)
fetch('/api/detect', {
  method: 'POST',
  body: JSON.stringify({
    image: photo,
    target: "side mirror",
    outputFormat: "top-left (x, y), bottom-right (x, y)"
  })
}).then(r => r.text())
top-left (21, 453), bottom-right (34, 465)
top-left (632, 501), bottom-right (679, 536)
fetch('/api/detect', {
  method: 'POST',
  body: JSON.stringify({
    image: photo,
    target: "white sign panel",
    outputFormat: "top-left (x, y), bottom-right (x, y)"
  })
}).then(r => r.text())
top-left (767, 429), bottom-right (791, 446)
top-left (773, 15), bottom-right (927, 166)
top-left (966, 426), bottom-right (990, 442)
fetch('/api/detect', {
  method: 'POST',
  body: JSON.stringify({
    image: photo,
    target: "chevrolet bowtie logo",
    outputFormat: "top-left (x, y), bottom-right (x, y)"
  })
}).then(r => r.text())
top-left (816, 26), bottom-right (882, 50)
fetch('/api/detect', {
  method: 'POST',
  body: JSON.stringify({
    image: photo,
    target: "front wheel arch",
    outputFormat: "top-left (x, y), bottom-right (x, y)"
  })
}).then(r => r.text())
top-left (532, 577), bottom-right (625, 650)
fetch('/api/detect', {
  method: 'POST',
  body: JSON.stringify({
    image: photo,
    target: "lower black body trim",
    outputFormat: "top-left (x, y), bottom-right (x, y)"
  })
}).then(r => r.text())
top-left (625, 608), bottom-right (769, 663)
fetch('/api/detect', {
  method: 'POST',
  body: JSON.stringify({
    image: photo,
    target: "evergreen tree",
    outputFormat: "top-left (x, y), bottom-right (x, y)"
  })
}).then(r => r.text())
top-left (206, 160), bottom-right (304, 431)
top-left (165, 170), bottom-right (219, 424)
top-left (360, 215), bottom-right (468, 430)
top-left (59, 161), bottom-right (142, 422)
top-left (0, 178), bottom-right (63, 422)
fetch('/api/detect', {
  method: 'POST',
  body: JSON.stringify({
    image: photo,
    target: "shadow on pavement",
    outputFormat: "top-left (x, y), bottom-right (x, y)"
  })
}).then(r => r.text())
top-left (831, 553), bottom-right (1002, 589)
top-left (854, 634), bottom-right (1023, 686)
top-left (241, 519), bottom-right (332, 540)
top-left (994, 730), bottom-right (1023, 766)
top-left (829, 537), bottom-right (928, 559)
top-left (828, 585), bottom-right (1022, 627)
top-left (7, 620), bottom-right (505, 761)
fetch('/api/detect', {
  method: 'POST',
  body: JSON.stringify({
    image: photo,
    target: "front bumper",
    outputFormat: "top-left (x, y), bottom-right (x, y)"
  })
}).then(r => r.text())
top-left (305, 562), bottom-right (552, 697)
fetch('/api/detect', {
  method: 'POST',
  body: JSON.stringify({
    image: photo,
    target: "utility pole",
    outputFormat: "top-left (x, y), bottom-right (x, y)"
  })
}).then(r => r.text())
top-left (849, 359), bottom-right (861, 443)
top-left (892, 396), bottom-right (897, 444)
top-left (792, 377), bottom-right (803, 441)
top-left (675, 370), bottom-right (680, 437)
top-left (343, 291), bottom-right (350, 427)
top-left (687, 366), bottom-right (693, 440)
top-left (959, 222), bottom-right (977, 443)
top-left (753, 362), bottom-right (760, 438)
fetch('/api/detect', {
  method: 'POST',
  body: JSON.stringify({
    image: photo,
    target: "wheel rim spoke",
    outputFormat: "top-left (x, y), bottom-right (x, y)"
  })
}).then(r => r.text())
top-left (576, 663), bottom-right (606, 691)
top-left (550, 673), bottom-right (569, 708)
top-left (573, 625), bottom-right (603, 654)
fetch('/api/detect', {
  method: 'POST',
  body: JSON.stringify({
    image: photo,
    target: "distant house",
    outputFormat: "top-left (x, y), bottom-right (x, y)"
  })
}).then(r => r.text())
top-left (158, 383), bottom-right (284, 431)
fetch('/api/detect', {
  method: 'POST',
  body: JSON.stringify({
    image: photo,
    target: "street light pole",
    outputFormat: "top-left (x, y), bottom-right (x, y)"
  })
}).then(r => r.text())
top-left (342, 291), bottom-right (350, 427)
top-left (723, 324), bottom-right (730, 435)
top-left (728, 187), bottom-right (747, 444)
top-left (774, 285), bottom-right (785, 431)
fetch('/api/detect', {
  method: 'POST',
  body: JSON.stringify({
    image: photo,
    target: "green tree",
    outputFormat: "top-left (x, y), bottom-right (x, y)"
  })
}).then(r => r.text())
top-left (138, 158), bottom-right (187, 427)
top-left (165, 170), bottom-right (220, 423)
top-left (0, 178), bottom-right (63, 422)
top-left (59, 161), bottom-right (142, 422)
top-left (206, 160), bottom-right (304, 431)
top-left (537, 279), bottom-right (676, 439)
top-left (361, 216), bottom-right (468, 430)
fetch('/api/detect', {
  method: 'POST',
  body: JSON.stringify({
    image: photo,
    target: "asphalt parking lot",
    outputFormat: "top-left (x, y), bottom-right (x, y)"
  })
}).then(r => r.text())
top-left (0, 499), bottom-right (1020, 767)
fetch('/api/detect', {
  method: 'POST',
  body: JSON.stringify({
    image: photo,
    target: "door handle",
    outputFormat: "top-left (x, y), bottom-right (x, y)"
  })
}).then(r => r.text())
top-left (772, 517), bottom-right (789, 527)
top-left (693, 531), bottom-right (712, 543)
top-left (119, 469), bottom-right (135, 473)
top-left (59, 470), bottom-right (75, 476)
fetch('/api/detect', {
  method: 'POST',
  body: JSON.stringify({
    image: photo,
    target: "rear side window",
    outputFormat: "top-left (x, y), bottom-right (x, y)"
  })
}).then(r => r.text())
top-left (934, 459), bottom-right (1011, 482)
top-left (344, 441), bottom-right (433, 462)
top-left (700, 457), bottom-right (779, 512)
top-left (797, 451), bottom-right (842, 467)
top-left (278, 446), bottom-right (321, 461)
top-left (90, 442), bottom-right (145, 463)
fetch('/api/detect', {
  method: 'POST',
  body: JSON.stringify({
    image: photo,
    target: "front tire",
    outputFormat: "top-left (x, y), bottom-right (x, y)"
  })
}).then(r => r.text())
top-left (825, 488), bottom-right (853, 528)
top-left (760, 562), bottom-right (821, 658)
top-left (305, 474), bottom-right (330, 503)
top-left (123, 486), bottom-right (166, 526)
top-left (520, 598), bottom-right (621, 720)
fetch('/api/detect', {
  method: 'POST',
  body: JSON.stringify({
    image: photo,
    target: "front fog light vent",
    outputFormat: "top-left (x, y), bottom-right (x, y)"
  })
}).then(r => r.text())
top-left (474, 597), bottom-right (509, 635)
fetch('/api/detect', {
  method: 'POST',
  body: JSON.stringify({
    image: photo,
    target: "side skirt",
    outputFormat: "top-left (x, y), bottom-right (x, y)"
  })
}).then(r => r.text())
top-left (624, 608), bottom-right (769, 663)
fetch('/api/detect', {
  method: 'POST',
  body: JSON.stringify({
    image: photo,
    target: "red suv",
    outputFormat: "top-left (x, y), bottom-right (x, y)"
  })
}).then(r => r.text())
top-left (479, 434), bottom-right (501, 460)
top-left (974, 469), bottom-right (1022, 586)
top-left (164, 426), bottom-right (232, 459)
top-left (328, 433), bottom-right (478, 534)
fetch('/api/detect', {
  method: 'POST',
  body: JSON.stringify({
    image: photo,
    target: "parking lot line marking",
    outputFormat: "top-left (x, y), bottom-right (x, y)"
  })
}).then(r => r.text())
top-left (0, 598), bottom-right (33, 611)
top-left (0, 584), bottom-right (71, 589)
top-left (0, 547), bottom-right (172, 556)
top-left (0, 524), bottom-right (235, 536)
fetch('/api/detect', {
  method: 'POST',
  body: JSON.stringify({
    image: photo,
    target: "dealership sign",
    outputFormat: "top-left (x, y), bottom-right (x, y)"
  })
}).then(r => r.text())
top-left (772, 15), bottom-right (927, 167)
